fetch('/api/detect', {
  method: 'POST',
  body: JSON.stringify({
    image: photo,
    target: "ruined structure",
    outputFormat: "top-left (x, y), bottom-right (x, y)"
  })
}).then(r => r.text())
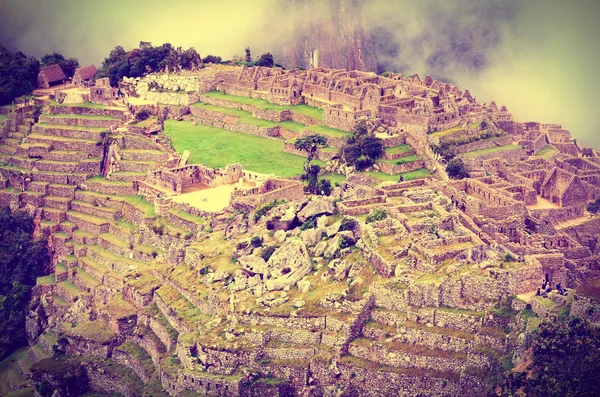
top-left (37, 64), bottom-right (66, 88)
top-left (0, 63), bottom-right (599, 397)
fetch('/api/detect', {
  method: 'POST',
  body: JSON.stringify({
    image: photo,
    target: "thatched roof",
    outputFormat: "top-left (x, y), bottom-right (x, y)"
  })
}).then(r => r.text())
top-left (39, 64), bottom-right (66, 83)
top-left (74, 65), bottom-right (97, 81)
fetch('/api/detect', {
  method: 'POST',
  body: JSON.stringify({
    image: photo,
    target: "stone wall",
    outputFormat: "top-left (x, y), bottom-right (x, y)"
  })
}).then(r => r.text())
top-left (376, 159), bottom-right (426, 175)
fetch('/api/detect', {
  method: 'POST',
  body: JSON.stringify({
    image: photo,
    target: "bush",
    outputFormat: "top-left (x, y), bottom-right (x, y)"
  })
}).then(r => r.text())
top-left (300, 218), bottom-right (315, 231)
top-left (587, 198), bottom-right (600, 214)
top-left (261, 245), bottom-right (278, 262)
top-left (136, 109), bottom-right (150, 121)
top-left (338, 235), bottom-right (355, 249)
top-left (366, 208), bottom-right (387, 224)
top-left (317, 178), bottom-right (332, 196)
top-left (446, 158), bottom-right (468, 179)
top-left (503, 252), bottom-right (514, 262)
top-left (250, 236), bottom-right (263, 247)
top-left (339, 217), bottom-right (356, 231)
top-left (253, 199), bottom-right (284, 222)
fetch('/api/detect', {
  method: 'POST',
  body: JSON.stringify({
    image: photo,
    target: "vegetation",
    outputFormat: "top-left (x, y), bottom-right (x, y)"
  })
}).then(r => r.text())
top-left (587, 197), bottom-right (600, 214)
top-left (0, 45), bottom-right (40, 106)
top-left (446, 158), bottom-right (468, 179)
top-left (135, 109), bottom-right (150, 121)
top-left (294, 135), bottom-right (331, 195)
top-left (340, 120), bottom-right (384, 171)
top-left (366, 208), bottom-right (387, 224)
top-left (498, 316), bottom-right (600, 397)
top-left (97, 41), bottom-right (202, 85)
top-left (165, 120), bottom-right (312, 177)
top-left (41, 52), bottom-right (79, 78)
top-left (0, 208), bottom-right (50, 360)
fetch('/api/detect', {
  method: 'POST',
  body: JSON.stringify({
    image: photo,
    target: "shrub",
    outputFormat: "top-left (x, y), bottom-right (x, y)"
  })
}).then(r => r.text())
top-left (503, 252), bottom-right (514, 262)
top-left (446, 158), bottom-right (468, 179)
top-left (250, 236), bottom-right (263, 247)
top-left (253, 199), bottom-right (284, 222)
top-left (136, 109), bottom-right (150, 121)
top-left (339, 217), bottom-right (356, 231)
top-left (300, 218), bottom-right (315, 231)
top-left (366, 208), bottom-right (387, 224)
top-left (261, 245), bottom-right (278, 262)
top-left (317, 178), bottom-right (332, 196)
top-left (587, 198), bottom-right (600, 214)
top-left (338, 235), bottom-right (355, 249)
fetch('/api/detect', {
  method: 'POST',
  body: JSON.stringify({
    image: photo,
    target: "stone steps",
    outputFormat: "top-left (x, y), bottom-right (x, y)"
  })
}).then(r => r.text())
top-left (27, 181), bottom-right (50, 193)
top-left (48, 183), bottom-right (77, 198)
top-left (43, 196), bottom-right (72, 211)
top-left (32, 123), bottom-right (106, 140)
top-left (17, 124), bottom-right (30, 134)
top-left (41, 207), bottom-right (67, 223)
top-left (28, 133), bottom-right (103, 156)
top-left (50, 104), bottom-right (127, 119)
top-left (39, 114), bottom-right (120, 129)
top-left (8, 131), bottom-right (25, 139)
top-left (44, 150), bottom-right (90, 162)
top-left (87, 244), bottom-right (146, 273)
top-left (118, 160), bottom-right (158, 173)
top-left (35, 160), bottom-right (81, 173)
top-left (85, 178), bottom-right (136, 196)
top-left (32, 171), bottom-right (89, 185)
top-left (109, 171), bottom-right (147, 182)
top-left (120, 149), bottom-right (168, 162)
top-left (98, 232), bottom-right (132, 257)
top-left (70, 199), bottom-right (121, 221)
top-left (72, 229), bottom-right (98, 245)
top-left (4, 137), bottom-right (20, 146)
top-left (66, 210), bottom-right (113, 234)
top-left (0, 145), bottom-right (16, 155)
top-left (72, 266), bottom-right (102, 293)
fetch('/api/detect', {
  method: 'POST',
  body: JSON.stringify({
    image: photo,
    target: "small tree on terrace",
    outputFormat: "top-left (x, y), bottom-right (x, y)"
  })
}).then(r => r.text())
top-left (245, 47), bottom-right (252, 63)
top-left (257, 53), bottom-right (274, 67)
top-left (446, 157), bottom-right (468, 179)
top-left (294, 135), bottom-right (328, 195)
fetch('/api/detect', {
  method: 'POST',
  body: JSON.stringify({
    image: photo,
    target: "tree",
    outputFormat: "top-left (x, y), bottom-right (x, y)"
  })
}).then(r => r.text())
top-left (0, 207), bottom-right (50, 360)
top-left (257, 53), bottom-right (274, 67)
top-left (202, 55), bottom-right (222, 64)
top-left (446, 158), bottom-right (468, 179)
top-left (587, 197), bottom-right (600, 214)
top-left (294, 135), bottom-right (328, 166)
top-left (41, 52), bottom-right (79, 78)
top-left (340, 120), bottom-right (384, 171)
top-left (245, 47), bottom-right (252, 63)
top-left (0, 46), bottom-right (40, 106)
top-left (499, 316), bottom-right (600, 397)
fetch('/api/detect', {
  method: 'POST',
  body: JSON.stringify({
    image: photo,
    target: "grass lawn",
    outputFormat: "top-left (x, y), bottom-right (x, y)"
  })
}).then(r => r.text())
top-left (320, 172), bottom-right (347, 185)
top-left (165, 120), bottom-right (308, 177)
top-left (461, 144), bottom-right (521, 158)
top-left (0, 114), bottom-right (6, 123)
top-left (379, 154), bottom-right (420, 165)
top-left (191, 102), bottom-right (251, 118)
top-left (384, 144), bottom-right (413, 155)
top-left (536, 144), bottom-right (557, 159)
top-left (305, 123), bottom-right (351, 138)
top-left (203, 91), bottom-right (323, 119)
top-left (367, 168), bottom-right (430, 183)
top-left (279, 120), bottom-right (305, 133)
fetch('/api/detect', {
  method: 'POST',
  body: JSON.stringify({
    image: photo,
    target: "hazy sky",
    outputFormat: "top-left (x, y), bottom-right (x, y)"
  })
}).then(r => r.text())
top-left (0, 0), bottom-right (598, 147)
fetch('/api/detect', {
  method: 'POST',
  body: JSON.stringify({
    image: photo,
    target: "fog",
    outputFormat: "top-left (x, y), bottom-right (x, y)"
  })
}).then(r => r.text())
top-left (0, 0), bottom-right (598, 147)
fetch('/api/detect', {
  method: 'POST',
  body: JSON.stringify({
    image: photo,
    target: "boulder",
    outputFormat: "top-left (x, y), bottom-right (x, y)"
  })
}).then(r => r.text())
top-left (265, 238), bottom-right (313, 291)
top-left (274, 230), bottom-right (287, 244)
top-left (297, 279), bottom-right (312, 293)
top-left (298, 198), bottom-right (334, 222)
top-left (302, 228), bottom-right (322, 247)
top-left (238, 255), bottom-right (267, 275)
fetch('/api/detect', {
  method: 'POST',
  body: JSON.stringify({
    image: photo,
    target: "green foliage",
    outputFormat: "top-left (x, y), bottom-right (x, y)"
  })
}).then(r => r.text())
top-left (446, 158), bottom-right (468, 179)
top-left (0, 207), bottom-right (50, 360)
top-left (253, 199), bottom-right (284, 222)
top-left (97, 42), bottom-right (201, 86)
top-left (317, 178), bottom-right (332, 196)
top-left (294, 135), bottom-right (328, 164)
top-left (41, 52), bottom-right (79, 78)
top-left (337, 235), bottom-right (355, 249)
top-left (587, 197), bottom-right (600, 214)
top-left (339, 217), bottom-right (357, 231)
top-left (257, 53), bottom-right (274, 67)
top-left (503, 252), bottom-right (514, 262)
top-left (341, 121), bottom-right (384, 171)
top-left (261, 245), bottom-right (279, 262)
top-left (245, 47), bottom-right (252, 63)
top-left (250, 236), bottom-right (263, 247)
top-left (136, 109), bottom-right (150, 121)
top-left (32, 357), bottom-right (89, 397)
top-left (499, 316), bottom-right (600, 397)
top-left (0, 45), bottom-right (40, 106)
top-left (302, 164), bottom-right (321, 195)
top-left (300, 218), bottom-right (315, 231)
top-left (365, 208), bottom-right (387, 224)
top-left (202, 54), bottom-right (222, 64)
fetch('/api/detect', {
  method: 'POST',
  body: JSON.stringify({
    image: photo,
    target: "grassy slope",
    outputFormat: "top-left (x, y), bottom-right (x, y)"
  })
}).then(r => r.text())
top-left (165, 120), bottom-right (308, 177)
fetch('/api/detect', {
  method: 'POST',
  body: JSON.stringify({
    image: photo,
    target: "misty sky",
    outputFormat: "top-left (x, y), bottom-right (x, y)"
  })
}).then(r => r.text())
top-left (0, 0), bottom-right (598, 147)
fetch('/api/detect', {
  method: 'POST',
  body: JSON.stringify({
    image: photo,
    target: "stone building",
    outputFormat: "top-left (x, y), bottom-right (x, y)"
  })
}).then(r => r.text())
top-left (73, 65), bottom-right (97, 85)
top-left (37, 64), bottom-right (66, 88)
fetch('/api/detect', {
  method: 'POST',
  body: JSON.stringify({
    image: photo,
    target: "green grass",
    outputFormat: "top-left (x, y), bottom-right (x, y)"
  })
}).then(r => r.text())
top-left (367, 168), bottom-right (430, 183)
top-left (536, 144), bottom-right (557, 159)
top-left (461, 144), bottom-right (521, 158)
top-left (44, 114), bottom-right (119, 120)
top-left (0, 114), bottom-right (6, 123)
top-left (68, 210), bottom-right (111, 226)
top-left (305, 123), bottom-right (351, 138)
top-left (63, 320), bottom-right (116, 344)
top-left (122, 195), bottom-right (156, 218)
top-left (165, 120), bottom-right (308, 177)
top-left (169, 208), bottom-right (206, 226)
top-left (35, 122), bottom-right (106, 132)
top-left (238, 116), bottom-right (279, 128)
top-left (384, 144), bottom-right (413, 155)
top-left (379, 154), bottom-right (420, 165)
top-left (58, 280), bottom-right (86, 296)
top-left (36, 274), bottom-right (56, 286)
top-left (191, 102), bottom-right (251, 118)
top-left (203, 91), bottom-right (323, 119)
top-left (86, 176), bottom-right (132, 186)
top-left (279, 120), bottom-right (305, 132)
top-left (51, 100), bottom-right (111, 109)
top-left (320, 172), bottom-right (347, 185)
